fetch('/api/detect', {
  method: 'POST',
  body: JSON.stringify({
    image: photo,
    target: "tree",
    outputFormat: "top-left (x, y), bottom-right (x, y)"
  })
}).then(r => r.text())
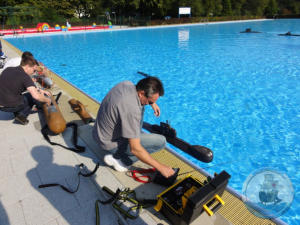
top-left (223, 0), bottom-right (232, 15)
top-left (277, 0), bottom-right (300, 14)
top-left (191, 0), bottom-right (205, 17)
top-left (214, 0), bottom-right (223, 16)
top-left (139, 0), bottom-right (160, 17)
top-left (231, 0), bottom-right (247, 15)
top-left (71, 0), bottom-right (96, 18)
top-left (124, 0), bottom-right (139, 16)
top-left (243, 0), bottom-right (268, 16)
top-left (265, 0), bottom-right (278, 16)
top-left (204, 0), bottom-right (215, 16)
top-left (158, 0), bottom-right (174, 17)
top-left (0, 0), bottom-right (300, 25)
top-left (37, 0), bottom-right (74, 21)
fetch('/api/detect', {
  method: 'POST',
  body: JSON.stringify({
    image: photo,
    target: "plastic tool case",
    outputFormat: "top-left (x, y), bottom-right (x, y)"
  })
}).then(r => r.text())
top-left (155, 170), bottom-right (230, 225)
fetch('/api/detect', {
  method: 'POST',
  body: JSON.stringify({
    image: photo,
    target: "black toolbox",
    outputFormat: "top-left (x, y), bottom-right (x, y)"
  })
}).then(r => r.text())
top-left (154, 170), bottom-right (231, 225)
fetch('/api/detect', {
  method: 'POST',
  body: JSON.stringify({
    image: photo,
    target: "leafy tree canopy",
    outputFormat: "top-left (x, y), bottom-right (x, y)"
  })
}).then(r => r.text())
top-left (0, 0), bottom-right (299, 26)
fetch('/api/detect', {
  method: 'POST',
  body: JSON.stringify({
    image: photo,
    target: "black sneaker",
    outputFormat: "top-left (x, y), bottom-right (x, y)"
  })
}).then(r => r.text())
top-left (14, 115), bottom-right (29, 125)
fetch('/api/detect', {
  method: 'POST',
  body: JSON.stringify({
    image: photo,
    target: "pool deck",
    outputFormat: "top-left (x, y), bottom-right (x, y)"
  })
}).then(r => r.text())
top-left (0, 27), bottom-right (286, 225)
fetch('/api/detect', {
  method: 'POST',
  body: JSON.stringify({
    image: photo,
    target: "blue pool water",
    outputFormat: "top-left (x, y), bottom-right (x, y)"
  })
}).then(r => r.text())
top-left (6, 19), bottom-right (300, 224)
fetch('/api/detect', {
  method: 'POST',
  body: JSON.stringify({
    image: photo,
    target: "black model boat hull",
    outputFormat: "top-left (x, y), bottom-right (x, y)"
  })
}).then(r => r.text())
top-left (143, 122), bottom-right (213, 163)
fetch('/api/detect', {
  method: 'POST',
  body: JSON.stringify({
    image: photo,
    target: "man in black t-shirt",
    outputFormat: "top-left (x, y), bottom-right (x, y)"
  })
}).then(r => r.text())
top-left (0, 53), bottom-right (51, 125)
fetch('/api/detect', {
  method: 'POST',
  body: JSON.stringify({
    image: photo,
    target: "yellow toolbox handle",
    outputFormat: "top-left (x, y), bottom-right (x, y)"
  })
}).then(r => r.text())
top-left (154, 199), bottom-right (163, 212)
top-left (203, 194), bottom-right (225, 216)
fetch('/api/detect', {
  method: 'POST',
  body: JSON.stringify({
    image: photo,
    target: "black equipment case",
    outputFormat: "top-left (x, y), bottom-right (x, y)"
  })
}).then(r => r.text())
top-left (155, 170), bottom-right (231, 225)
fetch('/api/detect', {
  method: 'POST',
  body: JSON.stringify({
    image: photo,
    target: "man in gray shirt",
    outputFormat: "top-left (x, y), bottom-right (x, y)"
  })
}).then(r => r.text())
top-left (93, 77), bottom-right (174, 178)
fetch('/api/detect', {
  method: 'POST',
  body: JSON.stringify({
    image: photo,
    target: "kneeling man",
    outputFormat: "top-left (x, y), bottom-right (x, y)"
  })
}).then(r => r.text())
top-left (0, 53), bottom-right (51, 125)
top-left (93, 77), bottom-right (175, 178)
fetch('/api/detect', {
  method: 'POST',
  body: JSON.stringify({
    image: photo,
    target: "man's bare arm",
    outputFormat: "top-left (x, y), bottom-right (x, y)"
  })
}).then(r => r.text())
top-left (27, 86), bottom-right (51, 105)
top-left (129, 138), bottom-right (174, 178)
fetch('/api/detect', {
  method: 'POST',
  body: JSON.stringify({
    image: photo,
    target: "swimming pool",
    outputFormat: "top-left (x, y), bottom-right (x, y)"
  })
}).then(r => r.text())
top-left (6, 19), bottom-right (300, 224)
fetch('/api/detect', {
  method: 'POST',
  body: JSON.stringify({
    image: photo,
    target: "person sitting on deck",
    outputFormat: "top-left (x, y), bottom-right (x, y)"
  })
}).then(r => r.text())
top-left (0, 40), bottom-right (7, 59)
top-left (3, 51), bottom-right (53, 88)
top-left (93, 76), bottom-right (175, 178)
top-left (0, 53), bottom-right (51, 125)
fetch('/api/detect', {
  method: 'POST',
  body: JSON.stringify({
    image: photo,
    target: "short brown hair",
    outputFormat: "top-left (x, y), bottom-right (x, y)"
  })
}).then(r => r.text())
top-left (21, 51), bottom-right (33, 59)
top-left (20, 52), bottom-right (37, 67)
top-left (136, 76), bottom-right (164, 97)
